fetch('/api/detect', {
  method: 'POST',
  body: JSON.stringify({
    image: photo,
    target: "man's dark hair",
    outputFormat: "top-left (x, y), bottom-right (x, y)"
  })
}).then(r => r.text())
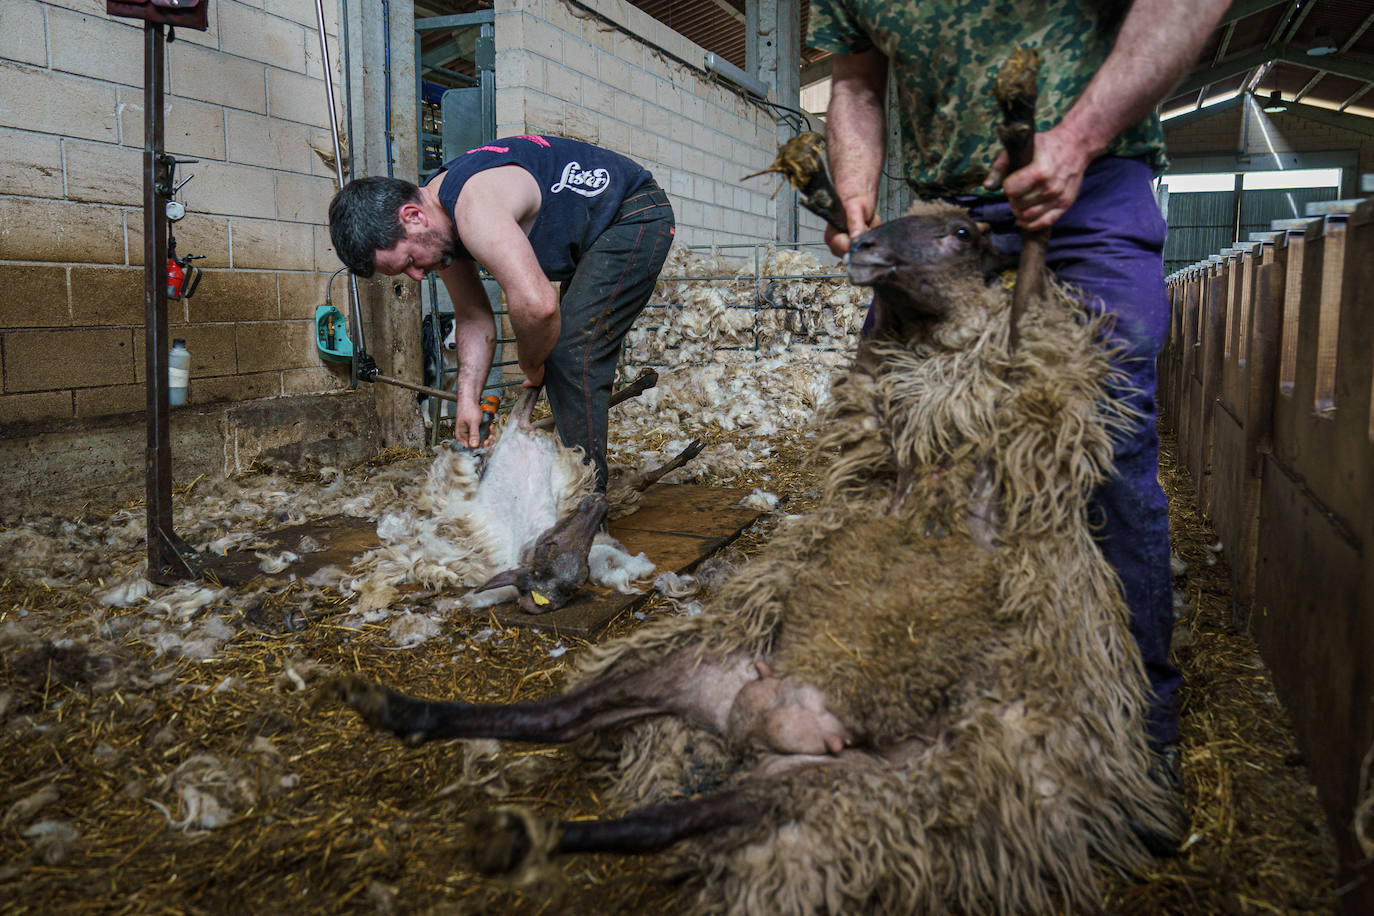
top-left (327, 176), bottom-right (423, 277)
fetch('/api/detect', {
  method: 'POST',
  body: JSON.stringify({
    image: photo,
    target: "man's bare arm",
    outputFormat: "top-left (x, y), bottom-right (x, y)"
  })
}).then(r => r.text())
top-left (991, 0), bottom-right (1232, 229)
top-left (825, 47), bottom-right (889, 256)
top-left (454, 168), bottom-right (560, 388)
top-left (434, 258), bottom-right (497, 446)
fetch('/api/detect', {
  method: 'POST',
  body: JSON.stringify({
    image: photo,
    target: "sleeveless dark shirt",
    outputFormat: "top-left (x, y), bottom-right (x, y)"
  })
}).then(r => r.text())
top-left (433, 135), bottom-right (652, 281)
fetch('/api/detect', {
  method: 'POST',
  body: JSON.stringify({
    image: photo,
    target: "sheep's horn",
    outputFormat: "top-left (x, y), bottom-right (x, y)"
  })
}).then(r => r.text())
top-left (474, 567), bottom-right (523, 593)
top-left (507, 386), bottom-right (542, 430)
top-left (532, 369), bottom-right (659, 431)
top-left (992, 47), bottom-right (1048, 352)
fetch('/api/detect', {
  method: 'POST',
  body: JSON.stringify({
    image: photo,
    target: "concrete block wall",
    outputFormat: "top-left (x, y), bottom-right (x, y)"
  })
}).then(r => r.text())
top-left (492, 0), bottom-right (821, 247)
top-left (0, 0), bottom-right (350, 429)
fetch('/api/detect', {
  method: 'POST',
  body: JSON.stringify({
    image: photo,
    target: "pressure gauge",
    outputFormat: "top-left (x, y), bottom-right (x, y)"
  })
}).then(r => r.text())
top-left (166, 200), bottom-right (186, 221)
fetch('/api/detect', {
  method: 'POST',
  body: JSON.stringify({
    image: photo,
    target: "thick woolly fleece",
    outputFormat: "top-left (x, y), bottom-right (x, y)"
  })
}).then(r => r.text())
top-left (561, 201), bottom-right (1180, 914)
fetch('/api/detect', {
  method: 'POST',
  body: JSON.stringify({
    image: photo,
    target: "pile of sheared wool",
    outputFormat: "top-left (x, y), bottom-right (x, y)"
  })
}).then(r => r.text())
top-left (609, 244), bottom-right (865, 483)
top-left (624, 245), bottom-right (867, 364)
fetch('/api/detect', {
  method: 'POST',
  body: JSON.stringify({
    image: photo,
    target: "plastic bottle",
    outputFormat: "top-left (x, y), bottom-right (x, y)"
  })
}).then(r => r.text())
top-left (168, 339), bottom-right (190, 407)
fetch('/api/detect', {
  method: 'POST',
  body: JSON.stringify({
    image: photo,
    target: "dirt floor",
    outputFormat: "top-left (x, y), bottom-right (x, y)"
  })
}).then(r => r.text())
top-left (0, 427), bottom-right (1339, 915)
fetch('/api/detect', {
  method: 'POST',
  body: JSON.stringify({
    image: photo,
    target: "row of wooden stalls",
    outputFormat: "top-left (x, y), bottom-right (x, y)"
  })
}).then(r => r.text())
top-left (1160, 181), bottom-right (1374, 910)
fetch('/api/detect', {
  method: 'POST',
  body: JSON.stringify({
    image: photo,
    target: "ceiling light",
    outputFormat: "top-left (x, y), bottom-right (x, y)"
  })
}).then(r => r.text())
top-left (1308, 25), bottom-right (1338, 56)
top-left (1262, 89), bottom-right (1288, 113)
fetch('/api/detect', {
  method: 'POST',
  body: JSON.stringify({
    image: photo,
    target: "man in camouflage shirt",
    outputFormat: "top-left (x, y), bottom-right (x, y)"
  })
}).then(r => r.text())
top-left (810, 0), bottom-right (1231, 763)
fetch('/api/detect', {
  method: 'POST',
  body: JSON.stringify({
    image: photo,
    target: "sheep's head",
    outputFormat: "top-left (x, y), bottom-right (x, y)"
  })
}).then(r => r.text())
top-left (846, 202), bottom-right (1011, 343)
top-left (473, 493), bottom-right (607, 614)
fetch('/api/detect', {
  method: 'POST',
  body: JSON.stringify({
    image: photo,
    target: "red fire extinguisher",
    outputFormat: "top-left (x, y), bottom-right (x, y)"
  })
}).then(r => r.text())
top-left (167, 233), bottom-right (204, 300)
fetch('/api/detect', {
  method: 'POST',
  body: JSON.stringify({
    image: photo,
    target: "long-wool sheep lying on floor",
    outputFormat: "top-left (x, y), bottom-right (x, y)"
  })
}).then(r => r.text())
top-left (334, 200), bottom-right (1182, 914)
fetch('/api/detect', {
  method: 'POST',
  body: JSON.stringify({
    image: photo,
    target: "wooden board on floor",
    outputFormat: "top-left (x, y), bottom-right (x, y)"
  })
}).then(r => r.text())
top-left (202, 514), bottom-right (381, 586)
top-left (201, 484), bottom-right (762, 637)
top-left (493, 484), bottom-right (761, 636)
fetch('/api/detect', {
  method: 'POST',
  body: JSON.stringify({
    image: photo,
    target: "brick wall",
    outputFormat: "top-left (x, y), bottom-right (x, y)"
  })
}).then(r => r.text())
top-left (1164, 104), bottom-right (1374, 175)
top-left (492, 0), bottom-right (826, 247)
top-left (0, 0), bottom-right (349, 428)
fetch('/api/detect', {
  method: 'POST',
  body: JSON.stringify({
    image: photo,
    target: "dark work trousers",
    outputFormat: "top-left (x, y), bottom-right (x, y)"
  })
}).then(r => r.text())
top-left (544, 181), bottom-right (675, 491)
top-left (862, 156), bottom-right (1181, 746)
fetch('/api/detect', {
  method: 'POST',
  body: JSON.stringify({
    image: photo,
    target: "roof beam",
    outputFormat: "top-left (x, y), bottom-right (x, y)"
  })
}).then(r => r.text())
top-left (1293, 71), bottom-right (1325, 102)
top-left (707, 0), bottom-right (746, 25)
top-left (1341, 8), bottom-right (1374, 53)
top-left (1161, 93), bottom-right (1374, 136)
top-left (1219, 0), bottom-right (1291, 28)
top-left (1338, 84), bottom-right (1372, 112)
top-left (1276, 0), bottom-right (1315, 45)
top-left (1280, 100), bottom-right (1374, 137)
top-left (1175, 44), bottom-right (1374, 97)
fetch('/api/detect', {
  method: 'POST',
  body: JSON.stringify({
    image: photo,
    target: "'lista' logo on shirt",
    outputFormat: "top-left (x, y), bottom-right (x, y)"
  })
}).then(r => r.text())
top-left (550, 161), bottom-right (611, 197)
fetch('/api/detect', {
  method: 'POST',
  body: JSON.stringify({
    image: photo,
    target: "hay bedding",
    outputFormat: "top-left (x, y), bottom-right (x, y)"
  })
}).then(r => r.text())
top-left (0, 248), bottom-right (1339, 912)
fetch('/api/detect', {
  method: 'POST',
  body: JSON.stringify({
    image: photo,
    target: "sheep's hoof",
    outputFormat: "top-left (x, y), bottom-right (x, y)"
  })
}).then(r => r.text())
top-left (326, 675), bottom-right (400, 732)
top-left (469, 808), bottom-right (541, 874)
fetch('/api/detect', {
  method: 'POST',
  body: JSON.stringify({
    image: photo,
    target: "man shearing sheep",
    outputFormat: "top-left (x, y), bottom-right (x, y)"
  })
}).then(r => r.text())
top-left (328, 134), bottom-right (675, 491)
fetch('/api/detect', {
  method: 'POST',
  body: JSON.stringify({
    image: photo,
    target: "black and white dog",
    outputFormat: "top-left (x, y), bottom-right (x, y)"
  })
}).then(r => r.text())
top-left (419, 312), bottom-right (458, 427)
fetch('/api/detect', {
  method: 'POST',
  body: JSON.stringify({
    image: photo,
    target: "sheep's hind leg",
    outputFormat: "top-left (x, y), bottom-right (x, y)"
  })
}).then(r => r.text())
top-left (472, 790), bottom-right (762, 873)
top-left (331, 649), bottom-right (758, 745)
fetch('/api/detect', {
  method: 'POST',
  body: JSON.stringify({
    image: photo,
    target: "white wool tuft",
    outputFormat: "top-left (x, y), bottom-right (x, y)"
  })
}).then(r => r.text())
top-left (741, 489), bottom-right (779, 511)
top-left (587, 539), bottom-right (656, 594)
top-left (388, 612), bottom-right (442, 647)
top-left (653, 571), bottom-right (700, 599)
top-left (256, 550), bottom-right (298, 574)
top-left (99, 573), bottom-right (152, 607)
top-left (22, 820), bottom-right (79, 865)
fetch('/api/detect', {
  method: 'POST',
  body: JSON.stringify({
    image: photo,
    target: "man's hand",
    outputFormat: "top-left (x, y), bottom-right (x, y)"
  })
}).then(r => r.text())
top-left (825, 47), bottom-right (888, 258)
top-left (825, 198), bottom-right (879, 257)
top-left (453, 398), bottom-right (492, 449)
top-left (984, 123), bottom-right (1093, 231)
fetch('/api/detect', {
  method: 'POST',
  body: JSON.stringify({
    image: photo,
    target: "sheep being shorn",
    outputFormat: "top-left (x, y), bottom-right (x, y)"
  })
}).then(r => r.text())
top-left (334, 200), bottom-right (1182, 914)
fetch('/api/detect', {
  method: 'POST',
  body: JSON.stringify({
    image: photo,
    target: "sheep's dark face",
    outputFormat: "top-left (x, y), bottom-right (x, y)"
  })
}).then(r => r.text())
top-left (846, 212), bottom-right (1004, 321)
top-left (474, 493), bottom-right (607, 614)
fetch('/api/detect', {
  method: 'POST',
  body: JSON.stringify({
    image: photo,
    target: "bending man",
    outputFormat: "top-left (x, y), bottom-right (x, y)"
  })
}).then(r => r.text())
top-left (329, 134), bottom-right (675, 490)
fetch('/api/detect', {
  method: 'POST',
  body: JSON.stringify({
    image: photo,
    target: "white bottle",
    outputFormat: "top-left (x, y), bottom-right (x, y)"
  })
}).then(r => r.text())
top-left (168, 338), bottom-right (190, 406)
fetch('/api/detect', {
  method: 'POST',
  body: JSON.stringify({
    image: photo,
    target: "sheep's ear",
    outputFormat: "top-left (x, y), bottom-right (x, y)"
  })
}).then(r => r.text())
top-left (474, 567), bottom-right (524, 593)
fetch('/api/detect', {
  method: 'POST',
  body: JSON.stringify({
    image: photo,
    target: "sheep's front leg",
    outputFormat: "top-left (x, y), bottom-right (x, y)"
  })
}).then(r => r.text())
top-left (331, 649), bottom-right (759, 745)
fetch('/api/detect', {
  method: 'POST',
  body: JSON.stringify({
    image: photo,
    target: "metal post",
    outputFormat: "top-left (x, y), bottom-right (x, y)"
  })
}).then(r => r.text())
top-left (143, 22), bottom-right (200, 585)
top-left (315, 0), bottom-right (367, 388)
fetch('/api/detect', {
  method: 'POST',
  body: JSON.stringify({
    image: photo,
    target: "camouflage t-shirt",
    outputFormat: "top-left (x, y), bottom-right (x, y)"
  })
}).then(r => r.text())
top-left (807, 0), bottom-right (1168, 198)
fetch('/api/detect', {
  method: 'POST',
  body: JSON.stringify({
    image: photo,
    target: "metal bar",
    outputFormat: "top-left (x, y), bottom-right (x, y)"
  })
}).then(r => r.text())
top-left (424, 65), bottom-right (478, 86)
top-left (314, 0), bottom-right (368, 380)
top-left (142, 23), bottom-right (198, 585)
top-left (415, 11), bottom-right (495, 31)
top-left (372, 373), bottom-right (460, 402)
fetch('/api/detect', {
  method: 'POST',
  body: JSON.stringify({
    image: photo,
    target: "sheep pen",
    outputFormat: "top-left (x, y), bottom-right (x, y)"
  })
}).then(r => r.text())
top-left (0, 234), bottom-right (1341, 913)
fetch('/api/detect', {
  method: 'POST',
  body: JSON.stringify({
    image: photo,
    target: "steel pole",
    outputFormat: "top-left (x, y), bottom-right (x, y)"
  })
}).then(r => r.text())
top-left (315, 0), bottom-right (367, 388)
top-left (143, 22), bottom-right (199, 584)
